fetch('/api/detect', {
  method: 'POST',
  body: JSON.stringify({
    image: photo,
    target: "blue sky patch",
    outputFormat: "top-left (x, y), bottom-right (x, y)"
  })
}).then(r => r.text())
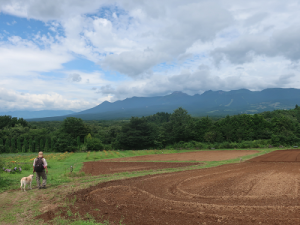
top-left (0, 13), bottom-right (58, 40)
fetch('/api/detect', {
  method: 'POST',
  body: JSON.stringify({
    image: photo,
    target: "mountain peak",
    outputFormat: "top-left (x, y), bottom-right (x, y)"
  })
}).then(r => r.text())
top-left (170, 91), bottom-right (188, 96)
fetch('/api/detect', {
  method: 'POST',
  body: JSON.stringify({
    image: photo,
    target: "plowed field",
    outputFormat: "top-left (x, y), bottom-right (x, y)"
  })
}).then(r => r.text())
top-left (102, 150), bottom-right (259, 162)
top-left (81, 162), bottom-right (202, 175)
top-left (37, 150), bottom-right (300, 224)
top-left (249, 149), bottom-right (300, 162)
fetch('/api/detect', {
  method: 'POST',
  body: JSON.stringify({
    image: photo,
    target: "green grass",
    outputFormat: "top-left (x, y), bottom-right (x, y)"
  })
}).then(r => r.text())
top-left (0, 148), bottom-right (284, 192)
top-left (0, 149), bottom-right (202, 192)
top-left (0, 147), bottom-right (288, 224)
top-left (51, 216), bottom-right (118, 225)
top-left (0, 212), bottom-right (17, 223)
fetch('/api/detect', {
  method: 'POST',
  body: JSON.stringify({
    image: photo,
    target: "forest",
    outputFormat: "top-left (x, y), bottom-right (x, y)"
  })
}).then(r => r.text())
top-left (1, 106), bottom-right (300, 153)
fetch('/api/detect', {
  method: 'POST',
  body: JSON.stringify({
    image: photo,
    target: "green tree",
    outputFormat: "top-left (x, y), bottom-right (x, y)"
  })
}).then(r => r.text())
top-left (0, 115), bottom-right (12, 129)
top-left (45, 138), bottom-right (49, 152)
top-left (11, 138), bottom-right (15, 153)
top-left (218, 115), bottom-right (235, 141)
top-left (204, 131), bottom-right (223, 143)
top-left (169, 107), bottom-right (193, 143)
top-left (0, 115), bottom-right (29, 129)
top-left (271, 116), bottom-right (295, 135)
top-left (0, 138), bottom-right (4, 153)
top-left (145, 112), bottom-right (171, 123)
top-left (105, 127), bottom-right (121, 144)
top-left (51, 137), bottom-right (54, 151)
top-left (86, 138), bottom-right (104, 150)
top-left (40, 139), bottom-right (44, 152)
top-left (61, 117), bottom-right (91, 139)
top-left (28, 138), bottom-right (32, 152)
top-left (77, 136), bottom-right (81, 149)
top-left (33, 139), bottom-right (40, 152)
top-left (54, 133), bottom-right (77, 152)
top-left (194, 116), bottom-right (213, 142)
top-left (23, 137), bottom-right (28, 152)
top-left (17, 137), bottom-right (22, 152)
top-left (32, 139), bottom-right (39, 152)
top-left (116, 117), bottom-right (158, 150)
top-left (86, 133), bottom-right (92, 140)
top-left (5, 138), bottom-right (10, 153)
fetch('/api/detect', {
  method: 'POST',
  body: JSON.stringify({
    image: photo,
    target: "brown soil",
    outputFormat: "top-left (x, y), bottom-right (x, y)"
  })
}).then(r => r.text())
top-left (37, 162), bottom-right (300, 225)
top-left (81, 162), bottom-right (202, 175)
top-left (102, 150), bottom-right (259, 162)
top-left (248, 149), bottom-right (300, 162)
top-left (37, 150), bottom-right (300, 224)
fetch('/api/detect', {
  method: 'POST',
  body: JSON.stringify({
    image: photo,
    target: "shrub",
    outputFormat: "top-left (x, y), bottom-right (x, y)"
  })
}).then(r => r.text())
top-left (251, 141), bottom-right (260, 148)
top-left (230, 142), bottom-right (239, 149)
top-left (212, 143), bottom-right (220, 149)
top-left (219, 142), bottom-right (231, 149)
top-left (86, 138), bottom-right (104, 151)
top-left (238, 141), bottom-right (253, 149)
top-left (194, 142), bottom-right (205, 149)
top-left (103, 144), bottom-right (112, 150)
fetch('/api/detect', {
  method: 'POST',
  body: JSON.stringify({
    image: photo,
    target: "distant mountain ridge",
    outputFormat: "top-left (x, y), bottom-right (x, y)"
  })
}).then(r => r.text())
top-left (0, 110), bottom-right (75, 119)
top-left (27, 88), bottom-right (300, 121)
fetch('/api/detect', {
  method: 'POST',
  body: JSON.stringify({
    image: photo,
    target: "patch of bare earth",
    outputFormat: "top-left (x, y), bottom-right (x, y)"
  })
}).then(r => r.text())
top-left (37, 161), bottom-right (300, 225)
top-left (248, 149), bottom-right (300, 162)
top-left (37, 150), bottom-right (300, 224)
top-left (81, 162), bottom-right (202, 175)
top-left (102, 150), bottom-right (259, 162)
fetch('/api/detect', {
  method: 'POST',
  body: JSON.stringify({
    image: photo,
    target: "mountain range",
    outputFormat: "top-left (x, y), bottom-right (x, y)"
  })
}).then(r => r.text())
top-left (18, 88), bottom-right (300, 121)
top-left (0, 110), bottom-right (75, 119)
top-left (0, 88), bottom-right (297, 121)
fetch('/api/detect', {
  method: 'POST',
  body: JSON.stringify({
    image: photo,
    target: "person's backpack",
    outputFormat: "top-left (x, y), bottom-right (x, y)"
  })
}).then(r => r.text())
top-left (35, 157), bottom-right (44, 172)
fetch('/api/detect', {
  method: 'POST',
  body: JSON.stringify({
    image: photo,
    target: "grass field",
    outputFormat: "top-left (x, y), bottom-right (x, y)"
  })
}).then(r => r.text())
top-left (0, 148), bottom-right (284, 224)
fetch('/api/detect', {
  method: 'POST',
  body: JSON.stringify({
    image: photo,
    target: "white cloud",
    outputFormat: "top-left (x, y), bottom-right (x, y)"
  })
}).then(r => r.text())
top-left (212, 24), bottom-right (300, 64)
top-left (96, 55), bottom-right (300, 101)
top-left (1, 0), bottom-right (300, 111)
top-left (100, 1), bottom-right (233, 77)
top-left (0, 70), bottom-right (113, 111)
top-left (0, 87), bottom-right (90, 111)
top-left (0, 36), bottom-right (72, 76)
top-left (0, 0), bottom-right (107, 20)
top-left (68, 73), bottom-right (82, 82)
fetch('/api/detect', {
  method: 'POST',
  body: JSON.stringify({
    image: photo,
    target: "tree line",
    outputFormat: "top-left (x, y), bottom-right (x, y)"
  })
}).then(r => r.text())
top-left (1, 106), bottom-right (300, 153)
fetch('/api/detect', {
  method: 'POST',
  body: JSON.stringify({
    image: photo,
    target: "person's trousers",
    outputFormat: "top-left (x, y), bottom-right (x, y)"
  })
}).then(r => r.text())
top-left (36, 170), bottom-right (47, 187)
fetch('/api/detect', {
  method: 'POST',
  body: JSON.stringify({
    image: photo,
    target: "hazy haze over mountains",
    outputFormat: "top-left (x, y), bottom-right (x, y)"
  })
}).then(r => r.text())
top-left (0, 110), bottom-right (75, 119)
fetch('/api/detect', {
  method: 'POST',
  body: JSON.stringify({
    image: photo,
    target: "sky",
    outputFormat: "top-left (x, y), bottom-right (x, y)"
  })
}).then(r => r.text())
top-left (0, 0), bottom-right (300, 112)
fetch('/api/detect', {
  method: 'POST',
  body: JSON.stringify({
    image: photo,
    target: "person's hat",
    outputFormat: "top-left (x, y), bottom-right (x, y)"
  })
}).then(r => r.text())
top-left (38, 152), bottom-right (43, 157)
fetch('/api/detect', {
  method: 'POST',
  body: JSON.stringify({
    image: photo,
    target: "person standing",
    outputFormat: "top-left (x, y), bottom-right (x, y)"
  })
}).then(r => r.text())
top-left (33, 151), bottom-right (48, 189)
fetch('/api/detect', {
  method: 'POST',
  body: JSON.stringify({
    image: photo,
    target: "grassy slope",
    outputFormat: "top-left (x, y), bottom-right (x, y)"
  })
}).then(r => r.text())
top-left (0, 148), bottom-right (283, 224)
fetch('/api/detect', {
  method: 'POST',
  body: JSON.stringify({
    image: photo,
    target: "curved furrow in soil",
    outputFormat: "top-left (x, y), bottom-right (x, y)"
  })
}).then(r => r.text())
top-left (37, 154), bottom-right (300, 225)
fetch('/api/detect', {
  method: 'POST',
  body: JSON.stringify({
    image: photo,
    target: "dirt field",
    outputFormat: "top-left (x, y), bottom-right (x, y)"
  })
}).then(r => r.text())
top-left (37, 150), bottom-right (300, 224)
top-left (38, 161), bottom-right (300, 225)
top-left (81, 161), bottom-right (202, 175)
top-left (248, 149), bottom-right (300, 162)
top-left (102, 150), bottom-right (259, 162)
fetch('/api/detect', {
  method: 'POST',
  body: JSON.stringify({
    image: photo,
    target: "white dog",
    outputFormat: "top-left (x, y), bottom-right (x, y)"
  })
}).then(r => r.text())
top-left (20, 174), bottom-right (34, 191)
